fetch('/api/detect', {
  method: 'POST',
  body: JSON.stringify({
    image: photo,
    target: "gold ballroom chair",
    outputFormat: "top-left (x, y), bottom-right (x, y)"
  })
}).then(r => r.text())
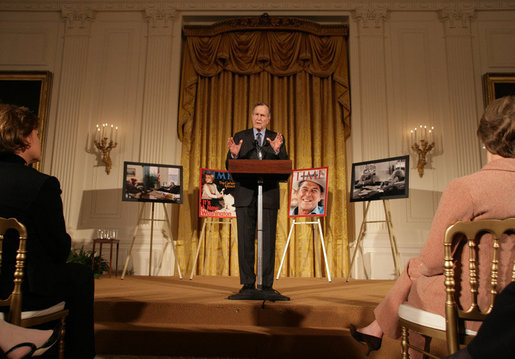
top-left (0, 217), bottom-right (68, 359)
top-left (398, 217), bottom-right (515, 359)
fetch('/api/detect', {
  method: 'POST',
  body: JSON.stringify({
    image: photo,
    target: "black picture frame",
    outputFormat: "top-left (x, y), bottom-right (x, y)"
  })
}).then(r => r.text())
top-left (350, 155), bottom-right (409, 202)
top-left (0, 71), bottom-right (52, 171)
top-left (122, 161), bottom-right (183, 204)
top-left (482, 73), bottom-right (515, 106)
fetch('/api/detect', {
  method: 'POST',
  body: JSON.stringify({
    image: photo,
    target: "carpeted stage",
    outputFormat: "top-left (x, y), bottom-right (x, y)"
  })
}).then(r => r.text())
top-left (94, 276), bottom-right (446, 359)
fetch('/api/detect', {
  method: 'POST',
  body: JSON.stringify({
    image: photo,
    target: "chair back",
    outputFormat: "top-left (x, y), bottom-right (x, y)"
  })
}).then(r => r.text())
top-left (443, 217), bottom-right (515, 353)
top-left (0, 217), bottom-right (28, 325)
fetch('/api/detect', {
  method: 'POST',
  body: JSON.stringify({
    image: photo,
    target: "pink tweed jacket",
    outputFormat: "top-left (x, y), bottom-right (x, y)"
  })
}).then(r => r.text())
top-left (374, 157), bottom-right (515, 339)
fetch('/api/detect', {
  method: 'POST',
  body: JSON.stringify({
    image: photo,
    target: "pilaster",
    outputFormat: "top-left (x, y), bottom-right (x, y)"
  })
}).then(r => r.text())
top-left (350, 6), bottom-right (390, 234)
top-left (439, 6), bottom-right (481, 177)
top-left (139, 6), bottom-right (176, 163)
top-left (52, 5), bottom-right (94, 218)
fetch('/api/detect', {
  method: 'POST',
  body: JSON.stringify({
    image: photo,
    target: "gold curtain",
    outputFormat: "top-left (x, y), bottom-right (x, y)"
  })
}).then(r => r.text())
top-left (177, 15), bottom-right (351, 278)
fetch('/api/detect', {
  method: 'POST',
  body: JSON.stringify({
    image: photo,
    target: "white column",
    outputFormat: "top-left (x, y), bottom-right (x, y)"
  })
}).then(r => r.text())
top-left (439, 7), bottom-right (482, 177)
top-left (140, 6), bottom-right (176, 163)
top-left (351, 6), bottom-right (390, 160)
top-left (52, 6), bottom-right (94, 218)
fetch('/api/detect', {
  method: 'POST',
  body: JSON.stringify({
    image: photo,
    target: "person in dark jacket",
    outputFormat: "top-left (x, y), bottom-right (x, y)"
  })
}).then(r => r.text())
top-left (226, 102), bottom-right (289, 299)
top-left (0, 104), bottom-right (95, 359)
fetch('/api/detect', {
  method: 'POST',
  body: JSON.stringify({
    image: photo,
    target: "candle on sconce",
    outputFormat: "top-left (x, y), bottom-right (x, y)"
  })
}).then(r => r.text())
top-left (115, 126), bottom-right (118, 143)
top-left (110, 124), bottom-right (114, 142)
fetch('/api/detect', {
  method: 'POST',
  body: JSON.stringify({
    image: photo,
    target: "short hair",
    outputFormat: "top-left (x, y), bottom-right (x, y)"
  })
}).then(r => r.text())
top-left (252, 102), bottom-right (271, 117)
top-left (477, 95), bottom-right (515, 158)
top-left (0, 104), bottom-right (40, 153)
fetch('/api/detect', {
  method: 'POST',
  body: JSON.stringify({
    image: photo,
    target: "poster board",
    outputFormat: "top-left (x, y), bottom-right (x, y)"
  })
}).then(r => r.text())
top-left (350, 155), bottom-right (409, 202)
top-left (289, 167), bottom-right (328, 218)
top-left (122, 161), bottom-right (183, 203)
top-left (199, 168), bottom-right (236, 218)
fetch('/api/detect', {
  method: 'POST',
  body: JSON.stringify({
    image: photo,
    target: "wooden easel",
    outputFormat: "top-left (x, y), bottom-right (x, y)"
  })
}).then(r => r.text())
top-left (189, 217), bottom-right (237, 279)
top-left (121, 202), bottom-right (182, 279)
top-left (346, 200), bottom-right (401, 281)
top-left (276, 217), bottom-right (332, 282)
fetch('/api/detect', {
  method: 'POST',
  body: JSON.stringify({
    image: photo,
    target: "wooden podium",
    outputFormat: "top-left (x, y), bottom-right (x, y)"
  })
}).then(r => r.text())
top-left (228, 159), bottom-right (291, 300)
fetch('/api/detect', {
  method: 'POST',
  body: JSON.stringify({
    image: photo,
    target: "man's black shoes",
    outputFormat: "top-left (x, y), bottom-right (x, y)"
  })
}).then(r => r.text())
top-left (228, 284), bottom-right (257, 300)
top-left (260, 286), bottom-right (290, 301)
top-left (228, 284), bottom-right (290, 301)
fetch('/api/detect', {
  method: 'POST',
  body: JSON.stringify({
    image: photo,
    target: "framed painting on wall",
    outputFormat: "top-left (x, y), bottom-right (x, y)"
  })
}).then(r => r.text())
top-left (0, 71), bottom-right (53, 171)
top-left (482, 73), bottom-right (515, 106)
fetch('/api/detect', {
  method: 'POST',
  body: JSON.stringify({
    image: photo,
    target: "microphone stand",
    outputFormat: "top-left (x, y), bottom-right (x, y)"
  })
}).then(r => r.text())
top-left (255, 140), bottom-right (264, 289)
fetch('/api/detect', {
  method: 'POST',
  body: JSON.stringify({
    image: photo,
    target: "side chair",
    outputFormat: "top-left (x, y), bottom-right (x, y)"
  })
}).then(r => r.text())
top-left (0, 217), bottom-right (68, 359)
top-left (398, 217), bottom-right (515, 359)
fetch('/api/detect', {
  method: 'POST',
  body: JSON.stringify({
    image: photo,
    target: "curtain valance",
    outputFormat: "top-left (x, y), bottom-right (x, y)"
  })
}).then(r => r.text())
top-left (183, 14), bottom-right (349, 77)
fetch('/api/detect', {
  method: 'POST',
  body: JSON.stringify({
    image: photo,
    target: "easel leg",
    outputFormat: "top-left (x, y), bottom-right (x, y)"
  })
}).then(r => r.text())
top-left (121, 204), bottom-right (146, 280)
top-left (190, 219), bottom-right (208, 279)
top-left (383, 200), bottom-right (402, 277)
top-left (204, 221), bottom-right (214, 274)
top-left (149, 203), bottom-right (155, 276)
top-left (276, 219), bottom-right (296, 280)
top-left (346, 201), bottom-right (371, 282)
top-left (316, 219), bottom-right (332, 282)
top-left (162, 204), bottom-right (183, 279)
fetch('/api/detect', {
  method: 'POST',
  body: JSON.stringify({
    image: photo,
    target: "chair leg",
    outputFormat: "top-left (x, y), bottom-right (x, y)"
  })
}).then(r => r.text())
top-left (58, 318), bottom-right (66, 359)
top-left (401, 325), bottom-right (410, 359)
top-left (422, 335), bottom-right (432, 359)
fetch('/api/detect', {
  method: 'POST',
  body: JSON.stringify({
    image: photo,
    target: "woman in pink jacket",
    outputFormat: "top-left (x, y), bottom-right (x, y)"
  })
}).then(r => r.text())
top-left (350, 95), bottom-right (515, 357)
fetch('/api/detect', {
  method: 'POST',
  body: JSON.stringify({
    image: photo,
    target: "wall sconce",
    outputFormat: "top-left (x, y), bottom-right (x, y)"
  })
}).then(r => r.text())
top-left (409, 125), bottom-right (435, 178)
top-left (94, 123), bottom-right (118, 175)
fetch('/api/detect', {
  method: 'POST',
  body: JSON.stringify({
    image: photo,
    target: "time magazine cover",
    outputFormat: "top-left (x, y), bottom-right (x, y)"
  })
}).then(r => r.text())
top-left (289, 167), bottom-right (329, 218)
top-left (199, 168), bottom-right (236, 218)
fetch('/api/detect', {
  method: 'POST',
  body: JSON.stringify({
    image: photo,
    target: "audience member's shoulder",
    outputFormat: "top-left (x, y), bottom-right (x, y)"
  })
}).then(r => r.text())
top-left (24, 166), bottom-right (60, 191)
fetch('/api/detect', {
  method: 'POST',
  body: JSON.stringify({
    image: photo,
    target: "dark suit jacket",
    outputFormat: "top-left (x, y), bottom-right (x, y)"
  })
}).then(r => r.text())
top-left (226, 128), bottom-right (288, 209)
top-left (0, 153), bottom-right (71, 299)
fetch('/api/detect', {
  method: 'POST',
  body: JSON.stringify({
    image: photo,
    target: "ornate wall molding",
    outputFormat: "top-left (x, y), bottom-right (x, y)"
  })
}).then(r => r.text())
top-left (351, 6), bottom-right (388, 29)
top-left (61, 5), bottom-right (95, 32)
top-left (0, 0), bottom-right (514, 12)
top-left (145, 6), bottom-right (176, 35)
top-left (439, 7), bottom-right (476, 30)
top-left (183, 13), bottom-right (348, 36)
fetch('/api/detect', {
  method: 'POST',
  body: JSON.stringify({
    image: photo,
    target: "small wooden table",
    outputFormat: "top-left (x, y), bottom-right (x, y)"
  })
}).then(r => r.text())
top-left (92, 238), bottom-right (120, 277)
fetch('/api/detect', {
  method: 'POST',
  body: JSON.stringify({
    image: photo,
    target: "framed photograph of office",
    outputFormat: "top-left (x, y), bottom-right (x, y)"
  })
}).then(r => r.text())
top-left (482, 73), bottom-right (515, 106)
top-left (0, 71), bottom-right (53, 171)
top-left (350, 155), bottom-right (409, 202)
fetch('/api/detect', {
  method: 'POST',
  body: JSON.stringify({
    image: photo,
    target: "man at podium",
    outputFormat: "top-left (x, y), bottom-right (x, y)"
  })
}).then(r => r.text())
top-left (226, 102), bottom-right (289, 299)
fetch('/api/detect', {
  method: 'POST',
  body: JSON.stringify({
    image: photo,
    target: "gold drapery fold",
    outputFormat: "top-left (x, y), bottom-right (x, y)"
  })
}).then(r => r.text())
top-left (177, 15), bottom-right (351, 279)
top-left (186, 32), bottom-right (344, 78)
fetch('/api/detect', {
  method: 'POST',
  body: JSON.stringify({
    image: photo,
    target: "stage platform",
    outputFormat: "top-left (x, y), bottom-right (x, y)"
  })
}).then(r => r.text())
top-left (93, 276), bottom-right (446, 359)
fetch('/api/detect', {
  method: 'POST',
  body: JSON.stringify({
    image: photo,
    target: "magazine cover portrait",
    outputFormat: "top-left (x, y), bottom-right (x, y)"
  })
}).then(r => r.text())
top-left (289, 167), bottom-right (329, 218)
top-left (199, 168), bottom-right (236, 218)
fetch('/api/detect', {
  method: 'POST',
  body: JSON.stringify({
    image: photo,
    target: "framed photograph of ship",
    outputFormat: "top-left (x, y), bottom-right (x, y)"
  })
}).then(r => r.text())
top-left (199, 168), bottom-right (236, 218)
top-left (289, 167), bottom-right (328, 218)
top-left (350, 155), bottom-right (409, 202)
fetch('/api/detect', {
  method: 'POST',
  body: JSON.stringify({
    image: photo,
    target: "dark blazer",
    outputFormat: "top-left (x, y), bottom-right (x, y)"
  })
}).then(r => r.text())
top-left (0, 153), bottom-right (71, 298)
top-left (226, 128), bottom-right (288, 209)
